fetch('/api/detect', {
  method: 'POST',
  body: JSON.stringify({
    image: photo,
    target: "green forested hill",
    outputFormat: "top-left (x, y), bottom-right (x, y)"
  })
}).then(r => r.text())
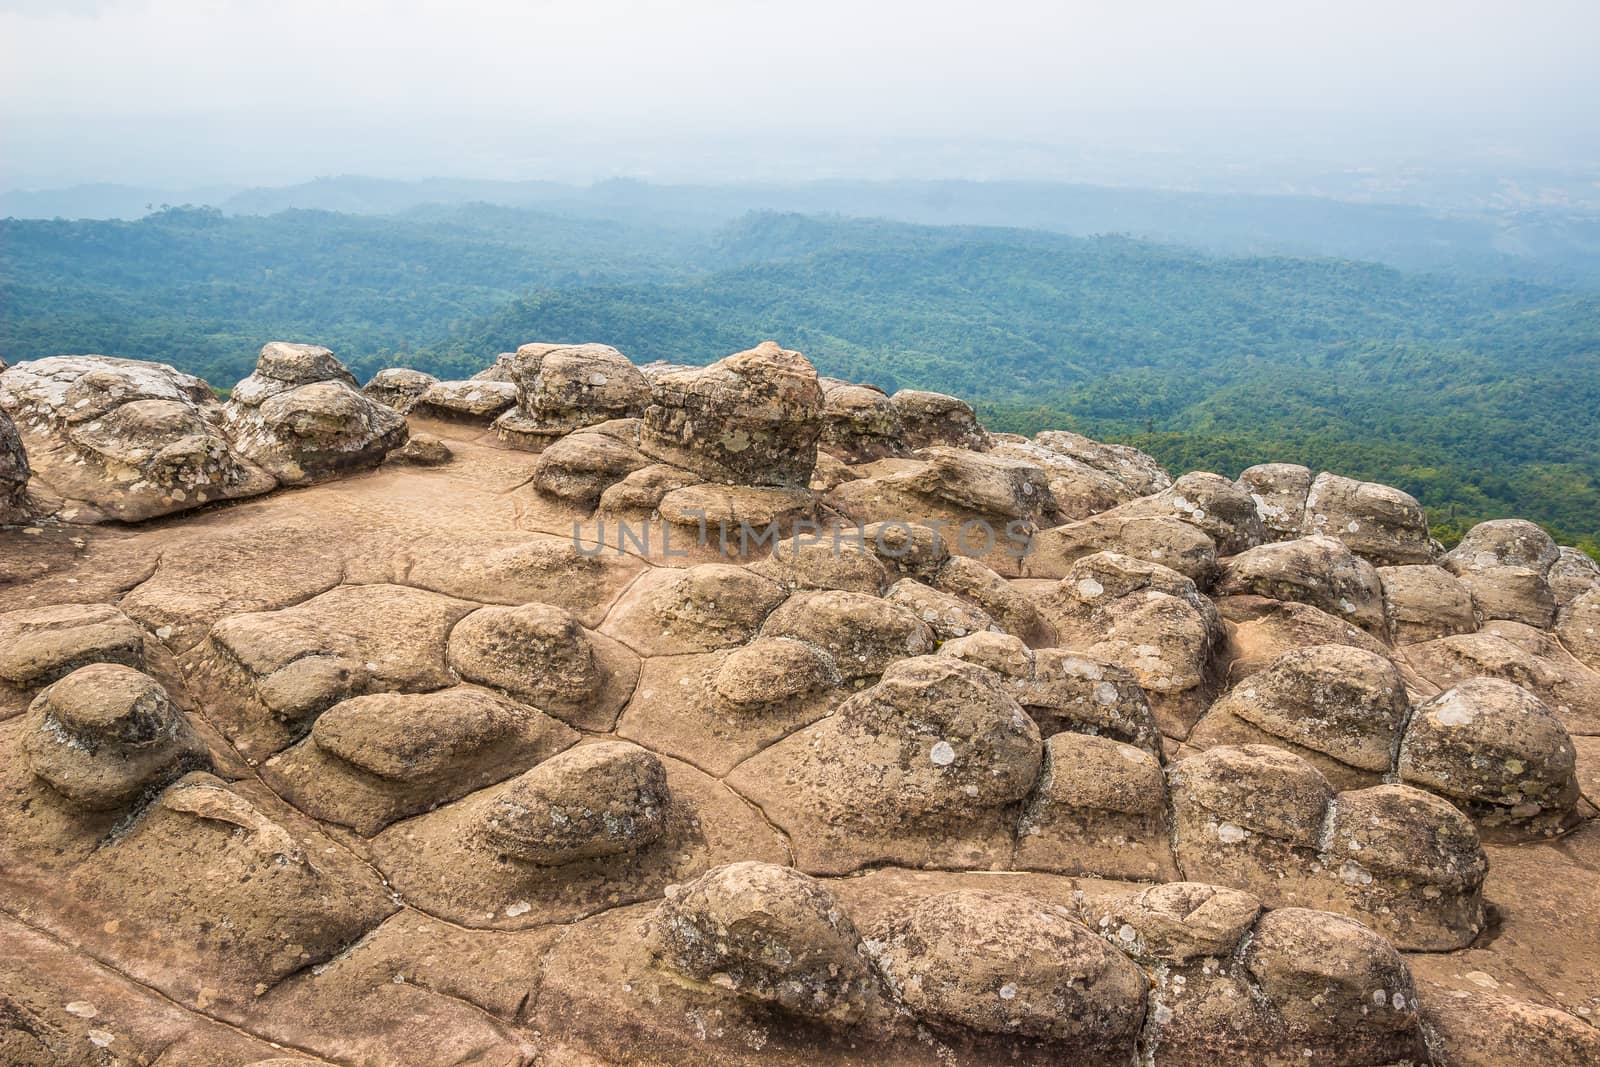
top-left (2, 207), bottom-right (1596, 554)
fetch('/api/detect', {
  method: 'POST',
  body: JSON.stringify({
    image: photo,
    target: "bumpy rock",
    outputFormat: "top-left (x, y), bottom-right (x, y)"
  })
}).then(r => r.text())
top-left (1402, 629), bottom-right (1600, 735)
top-left (0, 407), bottom-right (29, 523)
top-left (0, 602), bottom-right (145, 686)
top-left (641, 342), bottom-right (823, 488)
top-left (232, 342), bottom-right (358, 402)
top-left (23, 664), bottom-right (208, 810)
top-left (1215, 534), bottom-right (1387, 634)
top-left (530, 422), bottom-right (651, 506)
top-left (1237, 462), bottom-right (1312, 539)
top-left (1559, 586), bottom-right (1600, 670)
top-left (604, 564), bottom-right (788, 655)
top-left (818, 383), bottom-right (905, 462)
top-left (750, 533), bottom-right (890, 595)
top-left (1549, 546), bottom-right (1600, 607)
top-left (648, 862), bottom-right (882, 1025)
top-left (385, 433), bottom-right (452, 466)
top-left (931, 554), bottom-right (1053, 644)
top-left (448, 602), bottom-right (638, 730)
top-left (1032, 429), bottom-right (1170, 496)
top-left (1301, 472), bottom-right (1432, 565)
top-left (226, 344), bottom-right (407, 485)
top-left (712, 637), bottom-right (838, 709)
top-left (905, 447), bottom-right (1058, 523)
top-left (1188, 644), bottom-right (1411, 787)
top-left (889, 389), bottom-right (991, 451)
top-left (361, 367), bottom-right (438, 414)
top-left (1119, 471), bottom-right (1266, 556)
top-left (1085, 882), bottom-right (1260, 963)
top-left (1169, 745), bottom-right (1488, 949)
top-left (482, 742), bottom-right (670, 865)
top-left (1419, 983), bottom-right (1600, 1067)
top-left (727, 656), bottom-right (1041, 872)
top-left (938, 633), bottom-right (1160, 751)
top-left (864, 890), bottom-right (1146, 1047)
top-left (503, 342), bottom-right (650, 444)
top-left (1035, 552), bottom-right (1227, 738)
top-left (1379, 563), bottom-right (1479, 644)
top-left (1320, 785), bottom-right (1488, 948)
top-left (1398, 678), bottom-right (1579, 832)
top-left (1015, 732), bottom-right (1177, 880)
top-left (989, 438), bottom-right (1137, 520)
top-left (1025, 511), bottom-right (1218, 582)
top-left (760, 589), bottom-right (935, 680)
top-left (885, 578), bottom-right (997, 640)
top-left (263, 687), bottom-right (579, 835)
top-left (1241, 908), bottom-right (1424, 1060)
top-left (411, 379), bottom-right (517, 420)
top-left (0, 355), bottom-right (276, 521)
top-left (1442, 519), bottom-right (1560, 627)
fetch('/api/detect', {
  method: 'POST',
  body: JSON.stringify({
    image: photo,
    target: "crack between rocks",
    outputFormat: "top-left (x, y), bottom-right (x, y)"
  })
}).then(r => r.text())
top-left (0, 901), bottom-right (345, 1066)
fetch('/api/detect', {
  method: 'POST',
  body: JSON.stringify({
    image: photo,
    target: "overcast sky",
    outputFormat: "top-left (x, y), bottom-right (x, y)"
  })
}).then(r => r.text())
top-left (2, 0), bottom-right (1597, 190)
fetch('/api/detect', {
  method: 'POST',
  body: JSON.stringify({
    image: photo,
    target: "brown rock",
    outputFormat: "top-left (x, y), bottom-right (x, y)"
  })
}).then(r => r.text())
top-left (1033, 430), bottom-right (1170, 496)
top-left (641, 342), bottom-right (823, 488)
top-left (0, 406), bottom-right (29, 524)
top-left (818, 383), bottom-right (905, 463)
top-left (263, 686), bottom-right (579, 835)
top-left (1379, 563), bottom-right (1479, 644)
top-left (1241, 908), bottom-right (1425, 1060)
top-left (0, 602), bottom-right (145, 686)
top-left (1398, 678), bottom-right (1579, 833)
top-left (1442, 520), bottom-right (1560, 627)
top-left (648, 862), bottom-right (883, 1025)
top-left (1301, 472), bottom-right (1432, 565)
top-left (23, 664), bottom-right (207, 810)
top-left (1015, 732), bottom-right (1177, 880)
top-left (448, 602), bottom-right (639, 730)
top-left (760, 589), bottom-right (936, 680)
top-left (1189, 644), bottom-right (1411, 787)
top-left (1216, 534), bottom-right (1387, 635)
top-left (889, 389), bottom-right (991, 451)
top-left (0, 355), bottom-right (276, 522)
top-left (411, 379), bottom-right (518, 421)
top-left (1237, 462), bottom-right (1312, 540)
top-left (1034, 552), bottom-right (1227, 738)
top-left (482, 742), bottom-right (670, 865)
top-left (864, 890), bottom-right (1146, 1050)
top-left (361, 367), bottom-right (438, 413)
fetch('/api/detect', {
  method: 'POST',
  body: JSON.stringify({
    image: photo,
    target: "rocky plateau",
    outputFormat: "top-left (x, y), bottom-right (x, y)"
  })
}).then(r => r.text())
top-left (1, 340), bottom-right (1597, 1066)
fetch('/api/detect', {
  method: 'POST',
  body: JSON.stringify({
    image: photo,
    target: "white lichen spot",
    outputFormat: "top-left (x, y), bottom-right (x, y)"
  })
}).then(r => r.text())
top-left (64, 1001), bottom-right (97, 1019)
top-left (998, 982), bottom-right (1017, 1000)
top-left (929, 741), bottom-right (956, 766)
top-left (1215, 822), bottom-right (1249, 845)
top-left (1076, 578), bottom-right (1105, 599)
top-left (506, 901), bottom-right (531, 917)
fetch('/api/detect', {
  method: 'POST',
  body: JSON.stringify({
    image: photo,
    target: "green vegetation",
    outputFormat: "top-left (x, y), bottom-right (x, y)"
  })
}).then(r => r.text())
top-left (3, 206), bottom-right (1597, 557)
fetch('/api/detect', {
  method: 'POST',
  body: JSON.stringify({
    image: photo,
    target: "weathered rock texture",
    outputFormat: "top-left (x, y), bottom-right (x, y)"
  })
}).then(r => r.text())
top-left (1, 338), bottom-right (1596, 1067)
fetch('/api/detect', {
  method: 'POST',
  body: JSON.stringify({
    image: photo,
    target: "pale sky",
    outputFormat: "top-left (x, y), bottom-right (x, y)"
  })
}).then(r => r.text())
top-left (2, 0), bottom-right (1597, 189)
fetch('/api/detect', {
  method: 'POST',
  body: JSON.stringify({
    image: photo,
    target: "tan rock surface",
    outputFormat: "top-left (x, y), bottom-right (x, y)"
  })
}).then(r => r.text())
top-left (0, 345), bottom-right (1594, 1066)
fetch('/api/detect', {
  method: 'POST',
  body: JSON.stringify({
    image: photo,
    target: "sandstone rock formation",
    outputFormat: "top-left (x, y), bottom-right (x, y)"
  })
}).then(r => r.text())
top-left (0, 354), bottom-right (276, 521)
top-left (0, 406), bottom-right (30, 523)
top-left (2, 336), bottom-right (1596, 1066)
top-left (225, 342), bottom-right (409, 483)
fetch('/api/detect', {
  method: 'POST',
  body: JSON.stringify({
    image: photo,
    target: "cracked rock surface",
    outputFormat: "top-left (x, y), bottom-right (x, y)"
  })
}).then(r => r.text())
top-left (1, 339), bottom-right (1597, 1066)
